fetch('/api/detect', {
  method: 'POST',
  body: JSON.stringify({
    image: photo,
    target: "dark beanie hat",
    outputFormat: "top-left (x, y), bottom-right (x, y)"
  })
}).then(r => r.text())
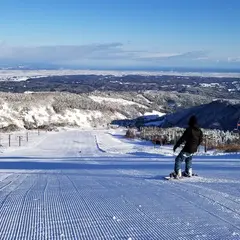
top-left (188, 115), bottom-right (198, 127)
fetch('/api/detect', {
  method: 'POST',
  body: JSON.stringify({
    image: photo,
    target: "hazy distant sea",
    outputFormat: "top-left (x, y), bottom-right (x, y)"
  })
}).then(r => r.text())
top-left (89, 66), bottom-right (240, 73)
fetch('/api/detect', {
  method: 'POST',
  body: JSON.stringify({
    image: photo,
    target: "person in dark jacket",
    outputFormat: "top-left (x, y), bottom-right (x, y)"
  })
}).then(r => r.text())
top-left (172, 115), bottom-right (203, 178)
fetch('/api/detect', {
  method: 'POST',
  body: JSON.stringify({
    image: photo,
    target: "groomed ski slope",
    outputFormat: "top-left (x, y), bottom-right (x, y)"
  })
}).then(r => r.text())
top-left (0, 129), bottom-right (239, 239)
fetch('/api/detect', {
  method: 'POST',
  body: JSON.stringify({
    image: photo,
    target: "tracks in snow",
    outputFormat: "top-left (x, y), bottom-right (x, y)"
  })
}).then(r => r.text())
top-left (145, 176), bottom-right (240, 232)
top-left (0, 169), bottom-right (239, 239)
top-left (0, 130), bottom-right (239, 239)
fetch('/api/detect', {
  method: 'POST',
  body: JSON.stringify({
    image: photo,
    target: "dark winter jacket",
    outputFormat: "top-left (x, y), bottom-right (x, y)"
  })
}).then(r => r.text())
top-left (174, 125), bottom-right (203, 154)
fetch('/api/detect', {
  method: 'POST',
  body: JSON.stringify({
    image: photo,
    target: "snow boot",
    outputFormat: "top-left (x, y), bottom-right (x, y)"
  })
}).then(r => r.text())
top-left (169, 170), bottom-right (182, 179)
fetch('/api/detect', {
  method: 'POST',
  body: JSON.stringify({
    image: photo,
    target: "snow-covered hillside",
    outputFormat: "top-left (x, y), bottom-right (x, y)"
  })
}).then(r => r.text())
top-left (1, 91), bottom-right (238, 132)
top-left (89, 95), bottom-right (148, 109)
top-left (115, 99), bottom-right (240, 131)
top-left (159, 100), bottom-right (240, 131)
top-left (0, 128), bottom-right (239, 239)
top-left (0, 92), bottom-right (164, 130)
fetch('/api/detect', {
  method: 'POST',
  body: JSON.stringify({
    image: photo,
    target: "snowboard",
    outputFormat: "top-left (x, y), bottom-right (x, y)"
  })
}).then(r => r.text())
top-left (164, 176), bottom-right (181, 180)
top-left (164, 172), bottom-right (198, 180)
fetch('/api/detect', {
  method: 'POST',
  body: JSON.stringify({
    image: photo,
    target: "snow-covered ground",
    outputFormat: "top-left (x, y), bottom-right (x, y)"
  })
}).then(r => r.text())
top-left (89, 96), bottom-right (148, 109)
top-left (143, 110), bottom-right (165, 117)
top-left (0, 128), bottom-right (239, 239)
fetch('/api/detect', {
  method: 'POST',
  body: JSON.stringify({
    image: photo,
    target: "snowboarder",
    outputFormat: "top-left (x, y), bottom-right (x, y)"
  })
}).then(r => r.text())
top-left (171, 115), bottom-right (203, 179)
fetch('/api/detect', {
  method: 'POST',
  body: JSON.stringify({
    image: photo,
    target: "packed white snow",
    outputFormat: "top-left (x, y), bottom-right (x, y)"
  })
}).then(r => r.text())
top-left (143, 110), bottom-right (165, 117)
top-left (0, 128), bottom-right (239, 239)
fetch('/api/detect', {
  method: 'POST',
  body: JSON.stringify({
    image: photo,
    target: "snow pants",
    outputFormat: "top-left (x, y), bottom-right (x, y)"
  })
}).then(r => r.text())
top-left (174, 151), bottom-right (193, 175)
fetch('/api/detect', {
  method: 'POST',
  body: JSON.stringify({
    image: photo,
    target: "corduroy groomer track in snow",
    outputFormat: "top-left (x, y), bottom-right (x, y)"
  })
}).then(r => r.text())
top-left (0, 129), bottom-right (239, 239)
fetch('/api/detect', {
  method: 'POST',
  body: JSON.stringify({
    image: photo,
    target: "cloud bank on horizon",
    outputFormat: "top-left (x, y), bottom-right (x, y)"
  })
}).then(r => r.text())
top-left (0, 42), bottom-right (239, 69)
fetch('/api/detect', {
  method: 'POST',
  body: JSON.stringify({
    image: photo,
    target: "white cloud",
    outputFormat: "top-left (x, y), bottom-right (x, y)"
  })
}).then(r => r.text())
top-left (0, 43), bottom-right (125, 62)
top-left (194, 57), bottom-right (209, 61)
top-left (135, 51), bottom-right (208, 62)
top-left (136, 52), bottom-right (181, 59)
top-left (227, 57), bottom-right (240, 62)
top-left (0, 43), bottom-right (217, 68)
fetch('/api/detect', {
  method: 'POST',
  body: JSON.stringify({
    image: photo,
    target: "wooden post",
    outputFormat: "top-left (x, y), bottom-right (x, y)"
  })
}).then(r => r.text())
top-left (8, 134), bottom-right (12, 147)
top-left (17, 136), bottom-right (23, 147)
top-left (26, 132), bottom-right (29, 142)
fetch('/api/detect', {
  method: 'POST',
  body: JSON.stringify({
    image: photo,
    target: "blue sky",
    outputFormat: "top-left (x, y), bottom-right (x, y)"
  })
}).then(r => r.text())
top-left (0, 0), bottom-right (240, 69)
